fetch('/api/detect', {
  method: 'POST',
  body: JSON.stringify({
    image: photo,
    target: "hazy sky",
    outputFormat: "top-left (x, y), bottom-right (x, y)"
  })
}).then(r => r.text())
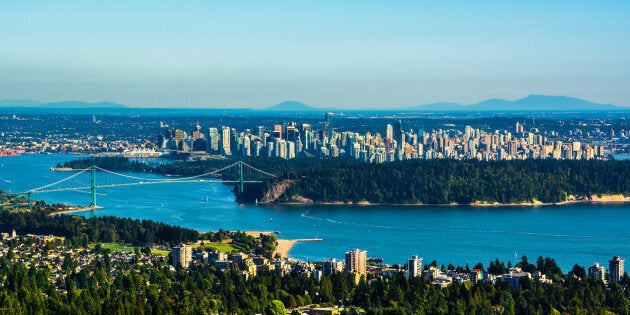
top-left (1, 1), bottom-right (629, 108)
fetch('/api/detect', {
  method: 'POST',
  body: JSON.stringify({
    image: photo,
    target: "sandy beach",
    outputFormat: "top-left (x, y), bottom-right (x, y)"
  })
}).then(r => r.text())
top-left (244, 231), bottom-right (309, 259)
top-left (49, 206), bottom-right (101, 215)
top-left (275, 239), bottom-right (298, 259)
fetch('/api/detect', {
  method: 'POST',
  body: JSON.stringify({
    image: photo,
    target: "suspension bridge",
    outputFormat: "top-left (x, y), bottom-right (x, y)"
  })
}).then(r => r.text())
top-left (1, 161), bottom-right (277, 210)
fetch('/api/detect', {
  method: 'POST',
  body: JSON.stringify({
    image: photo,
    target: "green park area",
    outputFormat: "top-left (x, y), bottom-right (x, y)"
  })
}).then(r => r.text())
top-left (89, 243), bottom-right (170, 256)
top-left (195, 240), bottom-right (236, 253)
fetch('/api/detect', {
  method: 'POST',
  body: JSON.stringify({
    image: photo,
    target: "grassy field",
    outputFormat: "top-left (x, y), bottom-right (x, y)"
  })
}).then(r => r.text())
top-left (89, 243), bottom-right (170, 256)
top-left (90, 243), bottom-right (134, 252)
top-left (196, 241), bottom-right (236, 253)
top-left (151, 249), bottom-right (170, 256)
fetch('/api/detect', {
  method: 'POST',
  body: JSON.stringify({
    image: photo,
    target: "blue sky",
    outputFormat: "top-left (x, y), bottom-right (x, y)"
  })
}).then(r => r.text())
top-left (1, 1), bottom-right (629, 108)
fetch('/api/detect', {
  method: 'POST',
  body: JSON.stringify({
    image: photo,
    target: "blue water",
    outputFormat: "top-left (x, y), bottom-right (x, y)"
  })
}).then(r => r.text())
top-left (2, 154), bottom-right (629, 271)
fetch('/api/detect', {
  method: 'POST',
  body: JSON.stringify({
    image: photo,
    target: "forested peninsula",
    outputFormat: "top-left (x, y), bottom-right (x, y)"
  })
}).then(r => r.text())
top-left (62, 157), bottom-right (630, 205)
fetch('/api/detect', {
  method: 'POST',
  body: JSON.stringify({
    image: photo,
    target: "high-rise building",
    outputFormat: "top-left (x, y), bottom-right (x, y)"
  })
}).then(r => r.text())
top-left (325, 112), bottom-right (333, 139)
top-left (273, 124), bottom-right (283, 139)
top-left (241, 135), bottom-right (251, 156)
top-left (221, 126), bottom-right (232, 156)
top-left (345, 249), bottom-right (367, 275)
top-left (208, 127), bottom-right (220, 153)
top-left (192, 123), bottom-right (202, 140)
top-left (385, 124), bottom-right (393, 141)
top-left (395, 120), bottom-right (404, 148)
top-left (286, 124), bottom-right (300, 142)
top-left (407, 255), bottom-right (423, 279)
top-left (588, 262), bottom-right (606, 283)
top-left (172, 243), bottom-right (192, 268)
top-left (609, 256), bottom-right (625, 283)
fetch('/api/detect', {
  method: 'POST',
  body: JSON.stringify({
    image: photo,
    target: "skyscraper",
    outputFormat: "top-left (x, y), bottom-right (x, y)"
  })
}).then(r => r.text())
top-left (395, 119), bottom-right (402, 140)
top-left (345, 248), bottom-right (367, 275)
top-left (609, 256), bottom-right (625, 283)
top-left (385, 124), bottom-right (393, 141)
top-left (408, 255), bottom-right (423, 279)
top-left (325, 112), bottom-right (333, 139)
top-left (208, 127), bottom-right (220, 153)
top-left (221, 126), bottom-right (232, 156)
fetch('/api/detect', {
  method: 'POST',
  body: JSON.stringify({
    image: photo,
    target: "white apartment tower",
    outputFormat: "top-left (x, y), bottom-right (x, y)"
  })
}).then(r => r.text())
top-left (408, 255), bottom-right (423, 279)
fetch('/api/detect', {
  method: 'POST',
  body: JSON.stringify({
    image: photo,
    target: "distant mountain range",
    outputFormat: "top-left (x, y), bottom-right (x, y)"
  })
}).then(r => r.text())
top-left (407, 95), bottom-right (620, 111)
top-left (0, 95), bottom-right (624, 111)
top-left (0, 99), bottom-right (127, 108)
top-left (263, 95), bottom-right (623, 111)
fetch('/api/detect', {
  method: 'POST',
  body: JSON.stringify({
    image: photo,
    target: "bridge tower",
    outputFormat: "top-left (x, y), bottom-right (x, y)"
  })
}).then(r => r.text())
top-left (238, 161), bottom-right (244, 193)
top-left (90, 166), bottom-right (97, 207)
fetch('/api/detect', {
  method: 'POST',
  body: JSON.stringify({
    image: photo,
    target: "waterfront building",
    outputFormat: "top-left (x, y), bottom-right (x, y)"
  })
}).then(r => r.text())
top-left (345, 249), bottom-right (367, 275)
top-left (172, 243), bottom-right (192, 268)
top-left (609, 256), bottom-right (625, 283)
top-left (588, 262), bottom-right (606, 283)
top-left (407, 255), bottom-right (423, 279)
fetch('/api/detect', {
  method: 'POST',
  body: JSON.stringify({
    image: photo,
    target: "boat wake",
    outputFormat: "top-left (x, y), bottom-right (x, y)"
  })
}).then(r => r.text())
top-left (301, 210), bottom-right (630, 241)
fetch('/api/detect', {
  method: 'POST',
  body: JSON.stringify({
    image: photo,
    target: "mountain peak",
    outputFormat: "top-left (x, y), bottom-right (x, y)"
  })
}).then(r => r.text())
top-left (264, 101), bottom-right (325, 111)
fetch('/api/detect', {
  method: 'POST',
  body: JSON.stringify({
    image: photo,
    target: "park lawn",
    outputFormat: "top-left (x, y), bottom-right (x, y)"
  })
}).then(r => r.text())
top-left (89, 243), bottom-right (134, 252)
top-left (151, 249), bottom-right (170, 256)
top-left (89, 243), bottom-right (170, 256)
top-left (197, 241), bottom-right (235, 253)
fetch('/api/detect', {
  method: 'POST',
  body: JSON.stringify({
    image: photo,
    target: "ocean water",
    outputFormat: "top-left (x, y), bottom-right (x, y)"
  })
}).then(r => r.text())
top-left (2, 154), bottom-right (629, 271)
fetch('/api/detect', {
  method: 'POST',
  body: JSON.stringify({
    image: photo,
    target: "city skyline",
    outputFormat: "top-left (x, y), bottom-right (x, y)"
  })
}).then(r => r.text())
top-left (1, 1), bottom-right (629, 109)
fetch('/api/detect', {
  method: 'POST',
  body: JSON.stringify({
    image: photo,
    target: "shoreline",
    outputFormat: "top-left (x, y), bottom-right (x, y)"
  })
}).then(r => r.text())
top-left (275, 239), bottom-right (298, 259)
top-left (261, 194), bottom-right (630, 207)
top-left (49, 206), bottom-right (102, 215)
top-left (243, 231), bottom-right (314, 259)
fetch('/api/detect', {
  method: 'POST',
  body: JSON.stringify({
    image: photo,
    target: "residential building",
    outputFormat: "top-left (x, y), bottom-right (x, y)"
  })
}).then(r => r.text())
top-left (345, 249), bottom-right (367, 275)
top-left (407, 255), bottom-right (423, 279)
top-left (588, 262), bottom-right (606, 283)
top-left (609, 256), bottom-right (625, 283)
top-left (171, 243), bottom-right (192, 268)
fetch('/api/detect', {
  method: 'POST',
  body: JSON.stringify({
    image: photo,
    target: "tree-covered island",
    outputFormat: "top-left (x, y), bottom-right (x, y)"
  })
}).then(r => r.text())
top-left (62, 156), bottom-right (630, 205)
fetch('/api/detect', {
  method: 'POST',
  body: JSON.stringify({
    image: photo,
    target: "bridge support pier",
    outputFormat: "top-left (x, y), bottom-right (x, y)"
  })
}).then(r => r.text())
top-left (238, 161), bottom-right (244, 193)
top-left (27, 192), bottom-right (31, 211)
top-left (90, 166), bottom-right (97, 207)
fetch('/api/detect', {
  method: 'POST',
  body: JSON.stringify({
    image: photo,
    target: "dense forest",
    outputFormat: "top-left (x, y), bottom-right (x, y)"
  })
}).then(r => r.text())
top-left (0, 200), bottom-right (276, 258)
top-left (0, 195), bottom-right (629, 313)
top-left (273, 159), bottom-right (630, 204)
top-left (63, 156), bottom-right (630, 204)
top-left (0, 252), bottom-right (629, 314)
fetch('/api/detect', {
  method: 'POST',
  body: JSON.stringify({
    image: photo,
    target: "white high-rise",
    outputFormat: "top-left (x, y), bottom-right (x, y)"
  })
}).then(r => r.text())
top-left (408, 255), bottom-right (423, 279)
